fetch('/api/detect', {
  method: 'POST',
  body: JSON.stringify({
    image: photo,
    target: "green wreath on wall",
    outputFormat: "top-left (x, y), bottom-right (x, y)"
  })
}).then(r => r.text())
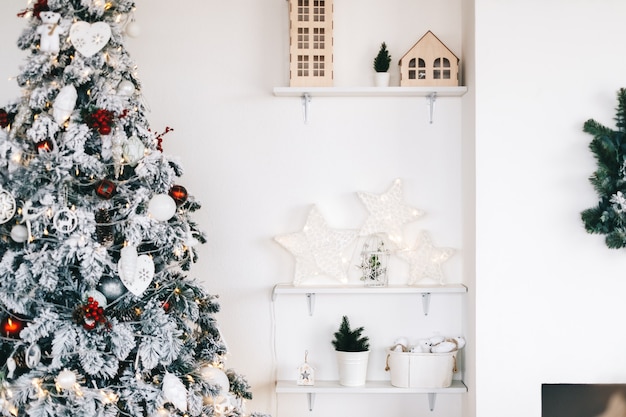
top-left (581, 88), bottom-right (626, 248)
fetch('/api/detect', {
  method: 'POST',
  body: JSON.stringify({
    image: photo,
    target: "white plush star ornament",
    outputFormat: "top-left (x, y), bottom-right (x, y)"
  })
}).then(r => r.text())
top-left (398, 230), bottom-right (455, 285)
top-left (358, 179), bottom-right (424, 249)
top-left (275, 206), bottom-right (357, 285)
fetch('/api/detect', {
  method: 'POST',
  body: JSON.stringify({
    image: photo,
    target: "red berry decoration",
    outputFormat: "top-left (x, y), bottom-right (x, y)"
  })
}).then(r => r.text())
top-left (169, 185), bottom-right (188, 206)
top-left (36, 138), bottom-right (54, 152)
top-left (95, 179), bottom-right (116, 199)
top-left (86, 109), bottom-right (115, 135)
top-left (75, 297), bottom-right (109, 331)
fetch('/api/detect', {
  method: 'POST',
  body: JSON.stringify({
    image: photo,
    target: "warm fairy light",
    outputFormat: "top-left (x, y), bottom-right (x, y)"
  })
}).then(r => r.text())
top-left (11, 152), bottom-right (22, 164)
top-left (174, 288), bottom-right (181, 294)
top-left (32, 378), bottom-right (46, 399)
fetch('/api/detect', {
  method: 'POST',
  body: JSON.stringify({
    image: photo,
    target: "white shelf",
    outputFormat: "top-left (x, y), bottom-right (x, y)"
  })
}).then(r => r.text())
top-left (272, 283), bottom-right (467, 296)
top-left (272, 283), bottom-right (467, 316)
top-left (272, 86), bottom-right (468, 97)
top-left (273, 86), bottom-right (467, 123)
top-left (276, 379), bottom-right (467, 394)
top-left (276, 380), bottom-right (467, 411)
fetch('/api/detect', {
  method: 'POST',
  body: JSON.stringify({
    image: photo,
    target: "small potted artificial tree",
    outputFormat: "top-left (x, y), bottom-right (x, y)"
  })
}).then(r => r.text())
top-left (332, 315), bottom-right (370, 386)
top-left (373, 42), bottom-right (392, 87)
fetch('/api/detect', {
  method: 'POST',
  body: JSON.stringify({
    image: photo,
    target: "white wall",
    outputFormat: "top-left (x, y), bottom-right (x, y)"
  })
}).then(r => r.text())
top-left (10, 0), bottom-right (626, 416)
top-left (475, 0), bottom-right (626, 416)
top-left (0, 1), bottom-right (467, 416)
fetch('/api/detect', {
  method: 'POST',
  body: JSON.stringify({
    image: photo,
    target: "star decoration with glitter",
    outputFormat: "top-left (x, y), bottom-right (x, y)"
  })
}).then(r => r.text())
top-left (398, 230), bottom-right (455, 285)
top-left (358, 179), bottom-right (424, 249)
top-left (274, 206), bottom-right (357, 285)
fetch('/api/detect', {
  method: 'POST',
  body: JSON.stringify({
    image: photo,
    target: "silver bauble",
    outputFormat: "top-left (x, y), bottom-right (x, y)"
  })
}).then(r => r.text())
top-left (97, 276), bottom-right (127, 303)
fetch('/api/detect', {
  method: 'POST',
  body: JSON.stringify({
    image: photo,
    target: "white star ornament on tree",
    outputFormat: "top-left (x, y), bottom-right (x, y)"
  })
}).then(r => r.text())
top-left (274, 206), bottom-right (357, 286)
top-left (398, 230), bottom-right (455, 285)
top-left (358, 179), bottom-right (424, 249)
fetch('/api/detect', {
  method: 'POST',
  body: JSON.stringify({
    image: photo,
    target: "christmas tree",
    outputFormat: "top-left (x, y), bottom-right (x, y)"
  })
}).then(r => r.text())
top-left (0, 1), bottom-right (264, 416)
top-left (582, 88), bottom-right (626, 249)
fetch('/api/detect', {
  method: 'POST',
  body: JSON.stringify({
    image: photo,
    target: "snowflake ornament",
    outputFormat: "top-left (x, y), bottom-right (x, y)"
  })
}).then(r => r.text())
top-left (275, 206), bottom-right (357, 285)
top-left (358, 179), bottom-right (424, 249)
top-left (398, 230), bottom-right (455, 285)
top-left (0, 187), bottom-right (16, 224)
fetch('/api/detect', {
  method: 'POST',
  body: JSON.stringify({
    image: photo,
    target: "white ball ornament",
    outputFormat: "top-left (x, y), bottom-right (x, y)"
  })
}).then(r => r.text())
top-left (200, 366), bottom-right (230, 393)
top-left (10, 224), bottom-right (28, 243)
top-left (148, 194), bottom-right (177, 221)
top-left (125, 20), bottom-right (141, 38)
top-left (117, 80), bottom-right (136, 97)
top-left (56, 369), bottom-right (77, 390)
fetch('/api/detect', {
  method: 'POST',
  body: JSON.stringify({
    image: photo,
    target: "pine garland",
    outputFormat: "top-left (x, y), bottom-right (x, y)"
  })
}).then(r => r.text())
top-left (581, 88), bottom-right (626, 248)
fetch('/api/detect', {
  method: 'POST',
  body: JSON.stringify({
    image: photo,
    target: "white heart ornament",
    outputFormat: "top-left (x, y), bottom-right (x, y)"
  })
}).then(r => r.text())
top-left (118, 254), bottom-right (154, 296)
top-left (70, 21), bottom-right (111, 57)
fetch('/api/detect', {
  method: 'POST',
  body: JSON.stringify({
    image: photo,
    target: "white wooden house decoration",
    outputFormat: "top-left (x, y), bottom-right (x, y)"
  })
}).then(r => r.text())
top-left (399, 31), bottom-right (459, 87)
top-left (297, 351), bottom-right (315, 386)
top-left (288, 0), bottom-right (334, 87)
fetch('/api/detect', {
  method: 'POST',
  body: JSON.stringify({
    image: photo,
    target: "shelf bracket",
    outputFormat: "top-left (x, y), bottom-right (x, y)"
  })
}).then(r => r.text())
top-left (301, 93), bottom-right (311, 124)
top-left (421, 293), bottom-right (431, 316)
top-left (427, 92), bottom-right (437, 124)
top-left (307, 392), bottom-right (315, 411)
top-left (428, 393), bottom-right (436, 411)
top-left (306, 292), bottom-right (315, 316)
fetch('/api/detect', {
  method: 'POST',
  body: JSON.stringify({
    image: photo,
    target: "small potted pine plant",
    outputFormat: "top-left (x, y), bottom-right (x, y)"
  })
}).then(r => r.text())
top-left (373, 42), bottom-right (392, 87)
top-left (332, 316), bottom-right (370, 386)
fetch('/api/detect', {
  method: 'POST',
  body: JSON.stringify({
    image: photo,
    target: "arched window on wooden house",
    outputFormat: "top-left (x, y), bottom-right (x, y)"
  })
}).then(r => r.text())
top-left (433, 57), bottom-right (451, 80)
top-left (407, 58), bottom-right (427, 80)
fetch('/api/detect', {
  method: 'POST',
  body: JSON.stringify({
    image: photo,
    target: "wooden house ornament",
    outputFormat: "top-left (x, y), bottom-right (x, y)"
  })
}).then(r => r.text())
top-left (399, 31), bottom-right (459, 87)
top-left (297, 351), bottom-right (315, 386)
top-left (288, 0), bottom-right (334, 87)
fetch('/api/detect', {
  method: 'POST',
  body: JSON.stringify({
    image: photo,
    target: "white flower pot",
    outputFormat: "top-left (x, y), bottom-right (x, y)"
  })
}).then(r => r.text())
top-left (374, 72), bottom-right (390, 87)
top-left (336, 350), bottom-right (369, 386)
